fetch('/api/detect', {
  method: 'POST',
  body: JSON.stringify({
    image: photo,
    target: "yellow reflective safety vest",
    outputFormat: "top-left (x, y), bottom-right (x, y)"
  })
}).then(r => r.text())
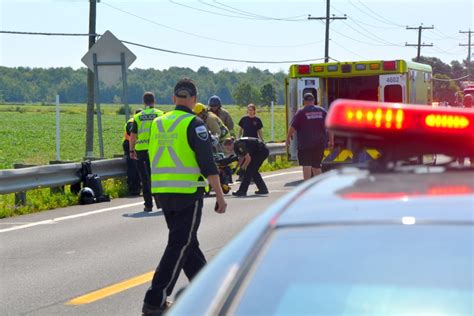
top-left (134, 107), bottom-right (164, 151)
top-left (122, 117), bottom-right (134, 143)
top-left (148, 110), bottom-right (208, 194)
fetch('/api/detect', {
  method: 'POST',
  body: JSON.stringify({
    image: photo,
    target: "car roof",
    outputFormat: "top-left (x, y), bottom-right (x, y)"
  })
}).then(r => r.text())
top-left (276, 167), bottom-right (474, 226)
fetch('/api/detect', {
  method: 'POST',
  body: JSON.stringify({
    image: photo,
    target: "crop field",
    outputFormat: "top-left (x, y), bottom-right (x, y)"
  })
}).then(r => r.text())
top-left (0, 103), bottom-right (287, 169)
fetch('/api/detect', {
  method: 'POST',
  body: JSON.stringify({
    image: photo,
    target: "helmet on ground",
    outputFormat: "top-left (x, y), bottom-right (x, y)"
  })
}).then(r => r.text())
top-left (194, 103), bottom-right (207, 115)
top-left (208, 95), bottom-right (222, 108)
top-left (79, 187), bottom-right (96, 205)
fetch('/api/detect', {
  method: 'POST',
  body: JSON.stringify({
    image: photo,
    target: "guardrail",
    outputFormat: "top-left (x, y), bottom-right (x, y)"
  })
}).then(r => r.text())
top-left (0, 143), bottom-right (286, 198)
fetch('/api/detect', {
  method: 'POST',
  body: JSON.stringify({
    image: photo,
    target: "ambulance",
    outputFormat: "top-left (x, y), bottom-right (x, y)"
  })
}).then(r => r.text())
top-left (285, 59), bottom-right (433, 167)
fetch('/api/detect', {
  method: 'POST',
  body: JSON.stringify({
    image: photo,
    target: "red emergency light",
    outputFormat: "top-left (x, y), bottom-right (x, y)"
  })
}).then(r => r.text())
top-left (297, 65), bottom-right (311, 74)
top-left (326, 99), bottom-right (474, 154)
top-left (383, 61), bottom-right (397, 71)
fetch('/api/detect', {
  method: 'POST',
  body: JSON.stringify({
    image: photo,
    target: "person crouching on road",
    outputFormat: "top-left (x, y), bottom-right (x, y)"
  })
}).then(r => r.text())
top-left (224, 137), bottom-right (269, 197)
top-left (286, 92), bottom-right (334, 180)
top-left (129, 92), bottom-right (164, 212)
top-left (142, 78), bottom-right (227, 316)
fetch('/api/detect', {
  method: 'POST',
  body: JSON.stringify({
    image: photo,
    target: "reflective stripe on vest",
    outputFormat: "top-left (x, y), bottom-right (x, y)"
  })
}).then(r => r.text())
top-left (134, 108), bottom-right (163, 151)
top-left (149, 110), bottom-right (207, 194)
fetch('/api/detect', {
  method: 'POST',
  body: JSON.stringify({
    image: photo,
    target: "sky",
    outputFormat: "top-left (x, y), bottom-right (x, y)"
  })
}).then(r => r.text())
top-left (0, 0), bottom-right (473, 73)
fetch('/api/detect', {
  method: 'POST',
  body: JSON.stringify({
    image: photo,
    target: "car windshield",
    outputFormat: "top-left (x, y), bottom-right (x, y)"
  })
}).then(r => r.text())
top-left (233, 225), bottom-right (473, 315)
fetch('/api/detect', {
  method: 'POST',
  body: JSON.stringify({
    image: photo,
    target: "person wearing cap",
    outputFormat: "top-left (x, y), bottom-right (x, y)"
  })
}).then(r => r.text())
top-left (208, 95), bottom-right (235, 136)
top-left (286, 92), bottom-right (334, 180)
top-left (142, 78), bottom-right (227, 316)
top-left (193, 102), bottom-right (229, 142)
top-left (122, 108), bottom-right (143, 195)
top-left (224, 137), bottom-right (269, 197)
top-left (130, 92), bottom-right (164, 212)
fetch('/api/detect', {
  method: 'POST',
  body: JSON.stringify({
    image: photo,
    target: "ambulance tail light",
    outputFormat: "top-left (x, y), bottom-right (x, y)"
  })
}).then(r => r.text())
top-left (327, 99), bottom-right (474, 137)
top-left (297, 65), bottom-right (311, 74)
top-left (383, 61), bottom-right (397, 71)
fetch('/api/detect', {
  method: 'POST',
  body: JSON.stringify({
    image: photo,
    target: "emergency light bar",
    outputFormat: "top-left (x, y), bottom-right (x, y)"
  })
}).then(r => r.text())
top-left (327, 99), bottom-right (474, 158)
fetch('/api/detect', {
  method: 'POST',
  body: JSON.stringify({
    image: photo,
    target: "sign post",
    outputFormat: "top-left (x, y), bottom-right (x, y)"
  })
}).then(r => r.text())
top-left (82, 30), bottom-right (136, 158)
top-left (55, 94), bottom-right (60, 161)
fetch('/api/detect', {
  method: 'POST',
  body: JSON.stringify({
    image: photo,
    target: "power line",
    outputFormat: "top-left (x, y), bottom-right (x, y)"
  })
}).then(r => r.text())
top-left (0, 30), bottom-right (97, 36)
top-left (120, 39), bottom-right (326, 64)
top-left (330, 39), bottom-right (366, 59)
top-left (432, 74), bottom-right (471, 81)
top-left (331, 5), bottom-right (400, 30)
top-left (348, 0), bottom-right (407, 28)
top-left (0, 28), bottom-right (326, 63)
top-left (168, 0), bottom-right (306, 21)
top-left (201, 0), bottom-right (307, 21)
top-left (100, 1), bottom-right (321, 48)
top-left (354, 0), bottom-right (406, 27)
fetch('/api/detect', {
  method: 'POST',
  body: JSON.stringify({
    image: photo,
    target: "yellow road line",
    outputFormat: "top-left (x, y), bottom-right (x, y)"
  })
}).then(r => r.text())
top-left (67, 271), bottom-right (154, 305)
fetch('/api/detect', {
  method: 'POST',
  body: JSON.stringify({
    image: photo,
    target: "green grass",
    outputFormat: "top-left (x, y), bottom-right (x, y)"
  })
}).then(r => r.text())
top-left (0, 103), bottom-right (287, 169)
top-left (0, 103), bottom-right (290, 217)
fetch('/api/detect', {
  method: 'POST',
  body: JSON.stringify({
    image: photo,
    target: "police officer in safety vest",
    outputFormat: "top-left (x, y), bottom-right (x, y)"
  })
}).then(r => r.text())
top-left (130, 92), bottom-right (164, 212)
top-left (142, 78), bottom-right (227, 316)
top-left (123, 108), bottom-right (142, 195)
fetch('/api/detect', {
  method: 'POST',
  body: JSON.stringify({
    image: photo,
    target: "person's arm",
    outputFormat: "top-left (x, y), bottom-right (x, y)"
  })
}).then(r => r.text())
top-left (189, 118), bottom-right (227, 213)
top-left (257, 128), bottom-right (264, 142)
top-left (207, 174), bottom-right (227, 213)
top-left (238, 127), bottom-right (243, 139)
top-left (207, 117), bottom-right (221, 138)
top-left (241, 153), bottom-right (252, 170)
top-left (129, 120), bottom-right (138, 159)
top-left (225, 110), bottom-right (234, 131)
top-left (286, 126), bottom-right (296, 147)
top-left (328, 131), bottom-right (335, 150)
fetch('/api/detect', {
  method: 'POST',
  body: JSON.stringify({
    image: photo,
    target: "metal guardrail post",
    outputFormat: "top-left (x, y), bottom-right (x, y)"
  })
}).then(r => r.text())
top-left (13, 163), bottom-right (35, 207)
top-left (49, 160), bottom-right (73, 194)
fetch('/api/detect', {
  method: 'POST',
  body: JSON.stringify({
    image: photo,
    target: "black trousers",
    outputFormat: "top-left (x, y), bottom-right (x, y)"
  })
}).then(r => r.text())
top-left (237, 147), bottom-right (269, 194)
top-left (123, 141), bottom-right (141, 195)
top-left (144, 198), bottom-right (206, 307)
top-left (136, 150), bottom-right (157, 209)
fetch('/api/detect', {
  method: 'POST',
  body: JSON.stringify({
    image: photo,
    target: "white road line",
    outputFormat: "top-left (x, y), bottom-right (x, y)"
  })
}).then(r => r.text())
top-left (0, 170), bottom-right (300, 234)
top-left (262, 170), bottom-right (300, 179)
top-left (0, 202), bottom-right (143, 233)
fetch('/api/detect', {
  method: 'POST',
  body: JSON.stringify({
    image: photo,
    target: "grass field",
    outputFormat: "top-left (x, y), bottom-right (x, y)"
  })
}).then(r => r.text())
top-left (0, 103), bottom-right (291, 217)
top-left (0, 103), bottom-right (287, 169)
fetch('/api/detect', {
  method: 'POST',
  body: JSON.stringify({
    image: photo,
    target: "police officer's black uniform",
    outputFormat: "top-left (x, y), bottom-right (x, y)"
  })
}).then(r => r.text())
top-left (123, 120), bottom-right (141, 195)
top-left (143, 105), bottom-right (219, 312)
top-left (232, 137), bottom-right (269, 196)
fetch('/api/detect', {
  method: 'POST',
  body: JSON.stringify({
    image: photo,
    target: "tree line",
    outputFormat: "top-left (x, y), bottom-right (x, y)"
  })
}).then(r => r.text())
top-left (0, 66), bottom-right (286, 106)
top-left (0, 57), bottom-right (471, 106)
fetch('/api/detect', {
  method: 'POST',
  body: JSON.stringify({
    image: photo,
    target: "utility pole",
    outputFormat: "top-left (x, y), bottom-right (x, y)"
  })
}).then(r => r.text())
top-left (308, 0), bottom-right (346, 63)
top-left (459, 29), bottom-right (473, 64)
top-left (85, 0), bottom-right (98, 158)
top-left (405, 24), bottom-right (434, 62)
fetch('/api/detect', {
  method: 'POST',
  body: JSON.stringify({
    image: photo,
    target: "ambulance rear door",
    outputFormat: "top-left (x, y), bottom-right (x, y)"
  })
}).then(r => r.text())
top-left (379, 74), bottom-right (407, 103)
top-left (287, 77), bottom-right (320, 160)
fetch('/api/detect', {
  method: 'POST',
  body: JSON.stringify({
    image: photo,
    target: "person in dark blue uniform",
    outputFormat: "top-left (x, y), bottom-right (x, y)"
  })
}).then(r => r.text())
top-left (224, 137), bottom-right (269, 197)
top-left (123, 108), bottom-right (142, 195)
top-left (286, 92), bottom-right (333, 180)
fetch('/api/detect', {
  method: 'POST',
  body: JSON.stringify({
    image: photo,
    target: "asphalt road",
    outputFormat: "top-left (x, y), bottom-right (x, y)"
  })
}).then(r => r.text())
top-left (0, 167), bottom-right (303, 315)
